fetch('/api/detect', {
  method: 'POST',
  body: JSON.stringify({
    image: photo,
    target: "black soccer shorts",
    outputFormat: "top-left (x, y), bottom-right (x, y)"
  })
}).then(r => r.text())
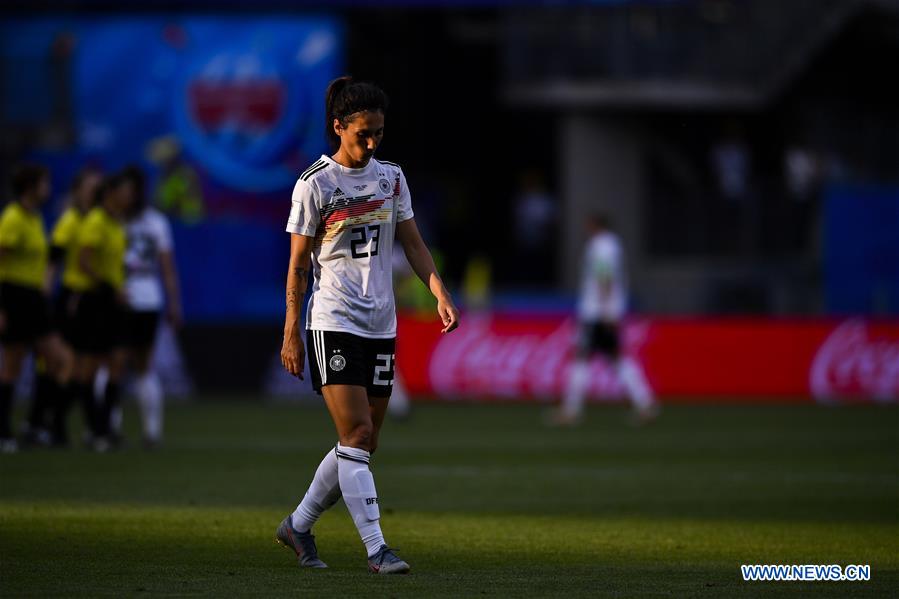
top-left (576, 320), bottom-right (621, 359)
top-left (51, 286), bottom-right (80, 345)
top-left (71, 284), bottom-right (125, 355)
top-left (0, 282), bottom-right (52, 345)
top-left (307, 329), bottom-right (396, 397)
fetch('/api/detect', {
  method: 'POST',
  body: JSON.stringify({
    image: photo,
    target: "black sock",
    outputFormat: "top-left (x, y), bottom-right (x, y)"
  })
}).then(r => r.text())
top-left (100, 382), bottom-right (120, 438)
top-left (0, 382), bottom-right (14, 439)
top-left (51, 382), bottom-right (72, 445)
top-left (73, 382), bottom-right (97, 438)
top-left (28, 373), bottom-right (54, 432)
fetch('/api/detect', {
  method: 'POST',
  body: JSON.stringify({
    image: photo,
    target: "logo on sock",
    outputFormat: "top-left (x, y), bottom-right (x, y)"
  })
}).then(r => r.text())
top-left (329, 354), bottom-right (346, 371)
top-left (366, 497), bottom-right (378, 505)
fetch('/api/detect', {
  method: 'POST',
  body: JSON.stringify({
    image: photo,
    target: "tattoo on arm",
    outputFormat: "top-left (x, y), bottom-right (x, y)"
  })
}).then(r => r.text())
top-left (286, 264), bottom-right (308, 310)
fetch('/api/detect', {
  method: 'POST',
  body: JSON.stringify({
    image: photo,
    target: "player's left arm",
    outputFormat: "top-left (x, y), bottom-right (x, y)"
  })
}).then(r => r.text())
top-left (46, 214), bottom-right (72, 293)
top-left (396, 217), bottom-right (459, 333)
top-left (159, 250), bottom-right (182, 329)
top-left (156, 214), bottom-right (183, 329)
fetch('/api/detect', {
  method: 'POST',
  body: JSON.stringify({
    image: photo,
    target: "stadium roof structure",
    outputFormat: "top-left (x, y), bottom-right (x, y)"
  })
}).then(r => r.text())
top-left (502, 0), bottom-right (899, 110)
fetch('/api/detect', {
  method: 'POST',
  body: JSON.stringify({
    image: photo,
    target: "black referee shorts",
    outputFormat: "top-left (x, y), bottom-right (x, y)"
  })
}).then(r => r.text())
top-left (52, 286), bottom-right (81, 345)
top-left (307, 329), bottom-right (396, 397)
top-left (72, 284), bottom-right (125, 355)
top-left (0, 282), bottom-right (52, 345)
top-left (576, 320), bottom-right (621, 359)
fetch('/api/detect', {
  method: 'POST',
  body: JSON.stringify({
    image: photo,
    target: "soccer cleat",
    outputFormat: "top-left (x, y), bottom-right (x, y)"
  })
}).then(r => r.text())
top-left (90, 436), bottom-right (110, 453)
top-left (631, 403), bottom-right (661, 426)
top-left (141, 437), bottom-right (162, 451)
top-left (0, 437), bottom-right (18, 454)
top-left (368, 545), bottom-right (410, 575)
top-left (545, 408), bottom-right (582, 427)
top-left (275, 516), bottom-right (328, 568)
top-left (20, 426), bottom-right (53, 448)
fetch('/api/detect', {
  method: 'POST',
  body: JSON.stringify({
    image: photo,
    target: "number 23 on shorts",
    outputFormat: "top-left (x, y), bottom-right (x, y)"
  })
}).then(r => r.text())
top-left (373, 353), bottom-right (394, 386)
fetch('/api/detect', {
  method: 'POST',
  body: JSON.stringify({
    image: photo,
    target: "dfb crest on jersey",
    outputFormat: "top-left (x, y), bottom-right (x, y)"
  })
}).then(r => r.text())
top-left (329, 354), bottom-right (346, 371)
top-left (378, 178), bottom-right (391, 194)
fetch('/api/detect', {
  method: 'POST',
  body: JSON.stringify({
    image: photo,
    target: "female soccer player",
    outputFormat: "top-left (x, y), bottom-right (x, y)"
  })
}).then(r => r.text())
top-left (0, 164), bottom-right (73, 452)
top-left (70, 173), bottom-right (131, 450)
top-left (120, 165), bottom-right (182, 447)
top-left (277, 77), bottom-right (459, 574)
top-left (554, 213), bottom-right (657, 426)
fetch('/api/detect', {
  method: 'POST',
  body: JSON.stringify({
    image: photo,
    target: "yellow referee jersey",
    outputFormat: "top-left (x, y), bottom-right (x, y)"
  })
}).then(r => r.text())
top-left (0, 202), bottom-right (47, 290)
top-left (76, 206), bottom-right (126, 290)
top-left (51, 206), bottom-right (92, 292)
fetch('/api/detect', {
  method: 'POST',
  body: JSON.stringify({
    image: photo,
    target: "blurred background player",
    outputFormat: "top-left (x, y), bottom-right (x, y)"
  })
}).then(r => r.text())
top-left (0, 164), bottom-right (73, 452)
top-left (42, 167), bottom-right (103, 445)
top-left (554, 213), bottom-right (657, 425)
top-left (118, 165), bottom-right (182, 447)
top-left (71, 173), bottom-right (131, 450)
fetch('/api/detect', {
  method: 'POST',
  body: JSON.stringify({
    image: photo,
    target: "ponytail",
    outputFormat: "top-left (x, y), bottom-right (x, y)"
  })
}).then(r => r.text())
top-left (324, 76), bottom-right (389, 150)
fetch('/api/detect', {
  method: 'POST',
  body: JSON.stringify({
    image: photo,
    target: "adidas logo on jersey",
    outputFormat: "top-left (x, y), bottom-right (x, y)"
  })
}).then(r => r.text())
top-left (332, 187), bottom-right (345, 199)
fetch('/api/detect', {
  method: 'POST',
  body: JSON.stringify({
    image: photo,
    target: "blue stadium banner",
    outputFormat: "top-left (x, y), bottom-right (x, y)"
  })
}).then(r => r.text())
top-left (2, 16), bottom-right (342, 321)
top-left (824, 184), bottom-right (899, 315)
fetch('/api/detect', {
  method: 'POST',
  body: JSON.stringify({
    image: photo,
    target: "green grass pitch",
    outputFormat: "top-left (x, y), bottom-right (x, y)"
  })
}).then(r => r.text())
top-left (1, 400), bottom-right (897, 597)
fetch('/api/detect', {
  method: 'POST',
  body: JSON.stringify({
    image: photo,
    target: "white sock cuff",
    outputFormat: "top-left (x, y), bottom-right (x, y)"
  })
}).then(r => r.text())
top-left (336, 444), bottom-right (371, 464)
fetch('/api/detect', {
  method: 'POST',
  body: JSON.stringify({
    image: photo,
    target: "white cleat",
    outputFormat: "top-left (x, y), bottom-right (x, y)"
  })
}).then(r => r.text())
top-left (368, 545), bottom-right (410, 575)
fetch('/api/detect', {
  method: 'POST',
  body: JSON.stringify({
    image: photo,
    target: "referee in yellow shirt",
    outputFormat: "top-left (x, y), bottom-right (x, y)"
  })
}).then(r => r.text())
top-left (43, 168), bottom-right (102, 444)
top-left (71, 173), bottom-right (131, 450)
top-left (0, 164), bottom-right (73, 453)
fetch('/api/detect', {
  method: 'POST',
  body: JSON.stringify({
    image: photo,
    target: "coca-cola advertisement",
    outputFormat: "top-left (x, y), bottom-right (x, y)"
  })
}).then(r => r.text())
top-left (396, 314), bottom-right (899, 403)
top-left (810, 320), bottom-right (899, 402)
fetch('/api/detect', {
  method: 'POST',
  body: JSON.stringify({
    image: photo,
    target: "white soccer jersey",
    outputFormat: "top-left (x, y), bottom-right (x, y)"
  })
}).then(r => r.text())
top-left (125, 207), bottom-right (173, 312)
top-left (286, 155), bottom-right (414, 338)
top-left (577, 231), bottom-right (628, 322)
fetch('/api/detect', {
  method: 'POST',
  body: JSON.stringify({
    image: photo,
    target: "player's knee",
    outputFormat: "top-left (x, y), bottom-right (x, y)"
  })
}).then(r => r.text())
top-left (343, 422), bottom-right (374, 451)
top-left (133, 349), bottom-right (152, 374)
top-left (51, 345), bottom-right (74, 382)
top-left (0, 347), bottom-right (26, 381)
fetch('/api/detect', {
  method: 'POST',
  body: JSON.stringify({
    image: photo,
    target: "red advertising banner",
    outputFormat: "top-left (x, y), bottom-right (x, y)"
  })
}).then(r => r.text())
top-left (396, 314), bottom-right (899, 403)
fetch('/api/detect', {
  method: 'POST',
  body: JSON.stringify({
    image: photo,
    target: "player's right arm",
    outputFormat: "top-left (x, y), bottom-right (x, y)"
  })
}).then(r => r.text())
top-left (76, 210), bottom-right (110, 286)
top-left (281, 176), bottom-right (321, 378)
top-left (47, 210), bottom-right (76, 292)
top-left (0, 211), bottom-right (8, 332)
top-left (0, 207), bottom-right (21, 260)
top-left (281, 233), bottom-right (314, 378)
top-left (77, 237), bottom-right (102, 284)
